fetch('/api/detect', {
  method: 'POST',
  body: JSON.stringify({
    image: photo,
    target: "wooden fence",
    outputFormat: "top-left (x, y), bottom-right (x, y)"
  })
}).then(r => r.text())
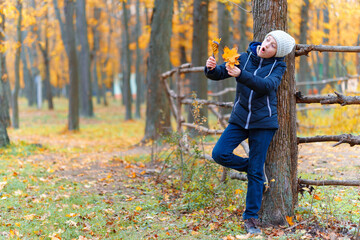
top-left (161, 44), bottom-right (360, 188)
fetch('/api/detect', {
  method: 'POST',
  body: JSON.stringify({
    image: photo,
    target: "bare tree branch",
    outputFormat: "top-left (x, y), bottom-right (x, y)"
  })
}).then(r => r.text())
top-left (296, 91), bottom-right (360, 106)
top-left (296, 44), bottom-right (360, 57)
top-left (298, 134), bottom-right (360, 147)
top-left (298, 178), bottom-right (360, 186)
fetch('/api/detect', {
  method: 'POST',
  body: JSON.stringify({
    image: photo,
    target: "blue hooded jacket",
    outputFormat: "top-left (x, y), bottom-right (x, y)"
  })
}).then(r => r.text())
top-left (205, 42), bottom-right (287, 129)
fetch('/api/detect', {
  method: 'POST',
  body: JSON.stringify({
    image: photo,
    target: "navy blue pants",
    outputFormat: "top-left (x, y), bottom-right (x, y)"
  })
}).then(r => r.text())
top-left (212, 123), bottom-right (276, 220)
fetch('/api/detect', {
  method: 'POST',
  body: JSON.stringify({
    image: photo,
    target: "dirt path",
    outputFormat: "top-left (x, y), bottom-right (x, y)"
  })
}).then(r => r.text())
top-left (23, 141), bottom-right (359, 196)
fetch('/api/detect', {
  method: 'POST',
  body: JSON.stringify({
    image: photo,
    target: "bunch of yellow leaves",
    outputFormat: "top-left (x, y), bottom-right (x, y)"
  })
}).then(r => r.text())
top-left (209, 38), bottom-right (221, 57)
top-left (222, 46), bottom-right (240, 68)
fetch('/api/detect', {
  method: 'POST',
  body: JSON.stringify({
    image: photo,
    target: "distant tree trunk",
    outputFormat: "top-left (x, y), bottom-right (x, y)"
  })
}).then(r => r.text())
top-left (0, 5), bottom-right (10, 146)
top-left (135, 0), bottom-right (143, 119)
top-left (217, 2), bottom-right (234, 115)
top-left (322, 2), bottom-right (330, 80)
top-left (121, 0), bottom-right (132, 120)
top-left (144, 0), bottom-right (174, 140)
top-left (76, 0), bottom-right (93, 117)
top-left (298, 0), bottom-right (310, 94)
top-left (239, 0), bottom-right (249, 52)
top-left (21, 44), bottom-right (33, 106)
top-left (253, 0), bottom-right (298, 226)
top-left (65, 0), bottom-right (79, 130)
top-left (188, 0), bottom-right (209, 127)
top-left (54, 0), bottom-right (69, 56)
top-left (38, 4), bottom-right (54, 110)
top-left (177, 0), bottom-right (187, 65)
top-left (29, 0), bottom-right (40, 107)
top-left (91, 7), bottom-right (101, 105)
top-left (11, 0), bottom-right (23, 129)
top-left (357, 35), bottom-right (360, 75)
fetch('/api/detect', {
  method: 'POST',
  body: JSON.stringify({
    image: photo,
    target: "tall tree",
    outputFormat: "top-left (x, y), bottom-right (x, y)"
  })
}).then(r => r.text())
top-left (91, 7), bottom-right (101, 105)
top-left (217, 2), bottom-right (235, 114)
top-left (77, 0), bottom-right (93, 117)
top-left (252, 0), bottom-right (298, 226)
top-left (11, 0), bottom-right (23, 129)
top-left (322, 1), bottom-right (330, 80)
top-left (21, 42), bottom-right (33, 107)
top-left (144, 0), bottom-right (174, 140)
top-left (239, 0), bottom-right (249, 51)
top-left (0, 2), bottom-right (10, 147)
top-left (188, 0), bottom-right (209, 126)
top-left (65, 0), bottom-right (80, 130)
top-left (37, 2), bottom-right (54, 110)
top-left (28, 0), bottom-right (40, 107)
top-left (135, 0), bottom-right (143, 119)
top-left (298, 0), bottom-right (310, 94)
top-left (121, 0), bottom-right (132, 120)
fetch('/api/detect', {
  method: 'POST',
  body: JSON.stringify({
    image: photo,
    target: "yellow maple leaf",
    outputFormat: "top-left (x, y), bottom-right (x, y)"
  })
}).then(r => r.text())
top-left (222, 46), bottom-right (240, 68)
top-left (286, 216), bottom-right (294, 226)
top-left (209, 38), bottom-right (221, 57)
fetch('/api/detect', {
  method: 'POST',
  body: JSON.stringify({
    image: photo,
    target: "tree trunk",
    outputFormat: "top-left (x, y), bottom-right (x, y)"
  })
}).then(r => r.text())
top-left (188, 0), bottom-right (209, 127)
top-left (217, 2), bottom-right (235, 115)
top-left (29, 0), bottom-right (40, 107)
top-left (135, 0), bottom-right (143, 119)
top-left (357, 35), bottom-right (360, 75)
top-left (41, 4), bottom-right (54, 110)
top-left (11, 0), bottom-right (23, 129)
top-left (121, 0), bottom-right (132, 120)
top-left (76, 0), bottom-right (93, 117)
top-left (65, 0), bottom-right (79, 131)
top-left (91, 7), bottom-right (101, 105)
top-left (252, 0), bottom-right (298, 226)
top-left (21, 44), bottom-right (33, 107)
top-left (177, 0), bottom-right (188, 65)
top-left (239, 0), bottom-right (249, 52)
top-left (322, 2), bottom-right (330, 80)
top-left (298, 0), bottom-right (310, 94)
top-left (144, 0), bottom-right (174, 140)
top-left (0, 4), bottom-right (10, 146)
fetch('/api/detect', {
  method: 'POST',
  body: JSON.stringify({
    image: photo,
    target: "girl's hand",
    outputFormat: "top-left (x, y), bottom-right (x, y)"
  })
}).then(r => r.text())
top-left (226, 65), bottom-right (241, 77)
top-left (206, 56), bottom-right (217, 70)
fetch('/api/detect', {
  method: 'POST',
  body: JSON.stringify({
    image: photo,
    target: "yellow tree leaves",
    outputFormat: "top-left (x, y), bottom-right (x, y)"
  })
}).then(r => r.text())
top-left (222, 46), bottom-right (240, 68)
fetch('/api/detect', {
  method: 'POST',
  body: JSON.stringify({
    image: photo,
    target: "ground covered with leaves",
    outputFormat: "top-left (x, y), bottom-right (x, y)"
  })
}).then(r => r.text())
top-left (1, 98), bottom-right (359, 239)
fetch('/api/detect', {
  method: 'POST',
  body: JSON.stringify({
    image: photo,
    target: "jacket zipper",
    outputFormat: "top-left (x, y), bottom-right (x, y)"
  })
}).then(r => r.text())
top-left (267, 96), bottom-right (272, 117)
top-left (245, 58), bottom-right (263, 129)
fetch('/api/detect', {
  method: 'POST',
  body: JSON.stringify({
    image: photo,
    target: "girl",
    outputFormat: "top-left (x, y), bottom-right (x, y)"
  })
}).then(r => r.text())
top-left (205, 30), bottom-right (295, 234)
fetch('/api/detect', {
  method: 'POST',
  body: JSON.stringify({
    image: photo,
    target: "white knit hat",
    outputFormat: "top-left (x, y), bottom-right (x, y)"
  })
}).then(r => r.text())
top-left (265, 30), bottom-right (295, 57)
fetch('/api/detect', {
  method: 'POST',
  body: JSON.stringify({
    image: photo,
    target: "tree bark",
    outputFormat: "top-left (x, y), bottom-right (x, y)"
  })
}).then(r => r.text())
top-left (91, 7), bottom-right (101, 105)
top-left (144, 0), bottom-right (174, 140)
top-left (65, 0), bottom-right (79, 130)
top-left (298, 0), bottom-right (310, 94)
top-left (188, 0), bottom-right (209, 127)
top-left (121, 0), bottom-right (132, 120)
top-left (29, 0), bottom-right (40, 107)
top-left (11, 0), bottom-right (23, 129)
top-left (239, 0), bottom-right (249, 52)
top-left (0, 4), bottom-right (9, 146)
top-left (217, 2), bottom-right (235, 115)
top-left (253, 0), bottom-right (298, 226)
top-left (135, 0), bottom-right (143, 118)
top-left (322, 2), bottom-right (330, 80)
top-left (38, 3), bottom-right (54, 110)
top-left (76, 0), bottom-right (93, 117)
top-left (21, 44), bottom-right (33, 107)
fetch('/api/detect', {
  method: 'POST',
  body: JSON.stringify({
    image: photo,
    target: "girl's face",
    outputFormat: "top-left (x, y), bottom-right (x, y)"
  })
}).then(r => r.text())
top-left (258, 35), bottom-right (277, 58)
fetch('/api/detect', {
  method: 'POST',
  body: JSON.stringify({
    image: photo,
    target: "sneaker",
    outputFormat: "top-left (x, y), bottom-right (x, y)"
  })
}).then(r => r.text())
top-left (244, 218), bottom-right (262, 235)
